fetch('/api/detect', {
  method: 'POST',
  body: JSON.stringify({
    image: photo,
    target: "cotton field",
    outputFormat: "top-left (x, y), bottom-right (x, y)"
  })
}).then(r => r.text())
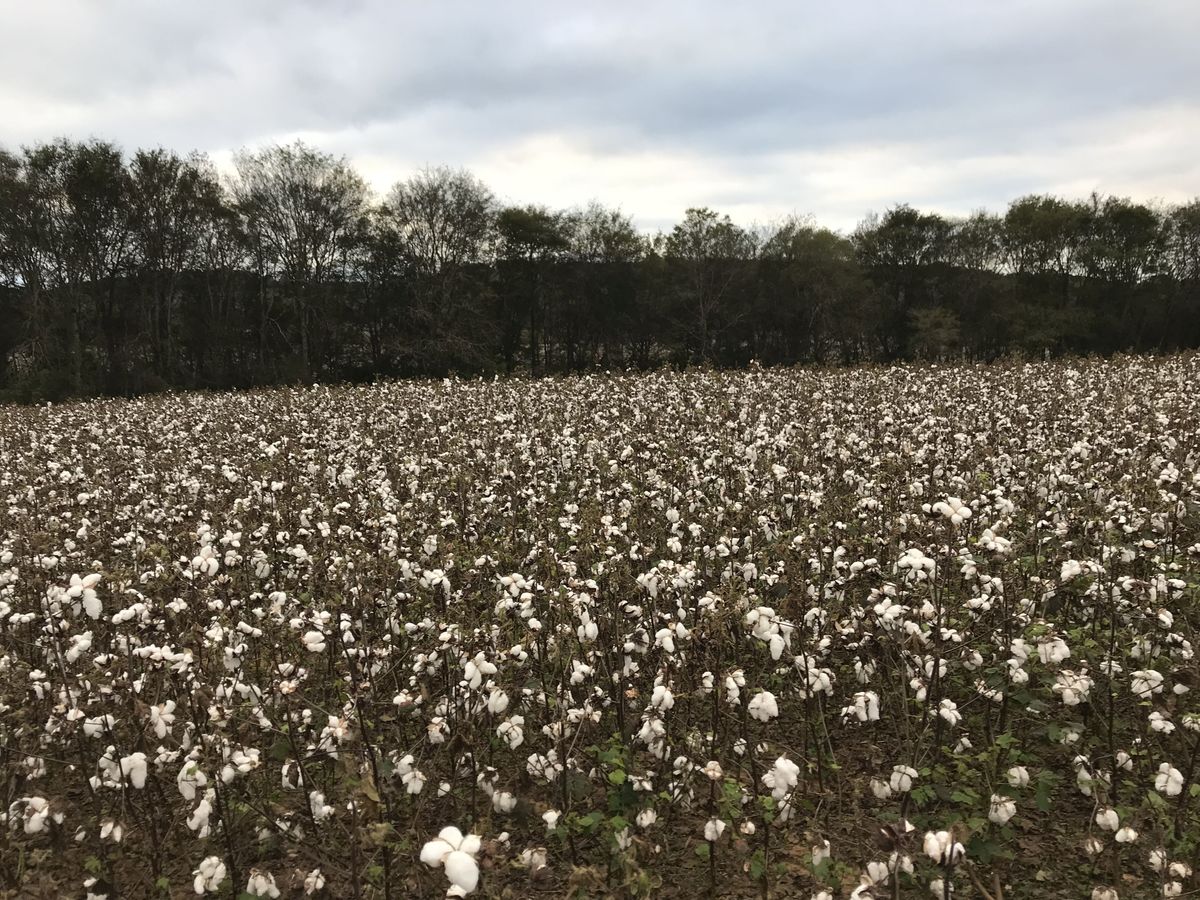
top-left (2, 357), bottom-right (1200, 900)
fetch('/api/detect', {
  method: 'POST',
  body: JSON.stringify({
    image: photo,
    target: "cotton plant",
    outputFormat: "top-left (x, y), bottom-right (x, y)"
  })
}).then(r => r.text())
top-left (3, 356), bottom-right (1200, 895)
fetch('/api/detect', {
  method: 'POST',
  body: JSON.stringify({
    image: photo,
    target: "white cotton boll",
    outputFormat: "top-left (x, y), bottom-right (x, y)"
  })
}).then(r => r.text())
top-left (1155, 763), bottom-right (1184, 797)
top-left (636, 808), bottom-right (657, 828)
top-left (444, 849), bottom-right (481, 894)
top-left (871, 777), bottom-right (893, 799)
top-left (922, 830), bottom-right (964, 865)
top-left (542, 810), bottom-right (561, 832)
top-left (497, 715), bottom-right (525, 749)
top-left (120, 752), bottom-right (148, 789)
top-left (82, 715), bottom-right (115, 738)
top-left (938, 698), bottom-right (961, 726)
top-left (492, 791), bottom-right (517, 814)
top-left (13, 797), bottom-right (50, 834)
top-left (1114, 827), bottom-right (1138, 844)
top-left (650, 684), bottom-right (675, 711)
top-left (1131, 670), bottom-right (1164, 698)
top-left (866, 859), bottom-right (890, 884)
top-left (186, 791), bottom-right (214, 835)
top-left (464, 652), bottom-right (497, 690)
top-left (520, 847), bottom-right (548, 873)
top-left (245, 870), bottom-right (280, 898)
top-left (812, 839), bottom-right (831, 866)
top-left (747, 690), bottom-right (779, 722)
top-left (890, 765), bottom-right (918, 794)
top-left (177, 761), bottom-right (207, 801)
top-left (843, 691), bottom-right (880, 723)
top-left (1150, 711), bottom-right (1175, 734)
top-left (1006, 766), bottom-right (1030, 788)
top-left (303, 869), bottom-right (325, 895)
top-left (1095, 807), bottom-right (1119, 831)
top-left (421, 826), bottom-right (482, 896)
top-left (988, 794), bottom-right (1016, 825)
top-left (192, 856), bottom-right (226, 894)
top-left (486, 689), bottom-right (509, 715)
top-left (761, 756), bottom-right (800, 800)
top-left (302, 631), bottom-right (326, 653)
top-left (933, 497), bottom-right (972, 525)
top-left (769, 633), bottom-right (785, 660)
top-left (309, 790), bottom-right (334, 823)
top-left (703, 817), bottom-right (726, 842)
top-left (1091, 888), bottom-right (1118, 900)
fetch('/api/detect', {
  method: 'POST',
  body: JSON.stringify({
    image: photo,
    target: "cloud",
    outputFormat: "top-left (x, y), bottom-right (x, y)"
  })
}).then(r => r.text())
top-left (2, 0), bottom-right (1197, 231)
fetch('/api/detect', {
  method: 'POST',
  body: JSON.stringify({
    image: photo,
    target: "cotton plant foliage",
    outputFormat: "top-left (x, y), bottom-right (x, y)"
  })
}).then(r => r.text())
top-left (1, 356), bottom-right (1200, 898)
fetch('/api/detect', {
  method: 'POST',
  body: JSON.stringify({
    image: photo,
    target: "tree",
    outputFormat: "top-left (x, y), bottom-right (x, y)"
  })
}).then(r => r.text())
top-left (561, 203), bottom-right (647, 368)
top-left (496, 205), bottom-right (570, 374)
top-left (663, 207), bottom-right (756, 362)
top-left (380, 167), bottom-right (496, 373)
top-left (232, 142), bottom-right (369, 380)
top-left (760, 219), bottom-right (872, 362)
top-left (127, 149), bottom-right (224, 383)
top-left (854, 205), bottom-right (952, 358)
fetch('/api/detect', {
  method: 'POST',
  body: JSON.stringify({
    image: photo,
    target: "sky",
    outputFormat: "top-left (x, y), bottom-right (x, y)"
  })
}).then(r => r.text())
top-left (2, 0), bottom-right (1198, 233)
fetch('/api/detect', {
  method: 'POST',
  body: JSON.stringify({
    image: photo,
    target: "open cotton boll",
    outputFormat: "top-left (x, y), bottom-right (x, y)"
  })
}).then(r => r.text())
top-left (988, 794), bottom-right (1016, 825)
top-left (1156, 763), bottom-right (1184, 797)
top-left (703, 817), bottom-right (726, 842)
top-left (747, 690), bottom-right (778, 722)
top-left (120, 752), bottom-right (148, 789)
top-left (890, 765), bottom-right (918, 794)
top-left (922, 830), bottom-right (964, 865)
top-left (421, 826), bottom-right (482, 896)
top-left (932, 497), bottom-right (971, 525)
top-left (192, 856), bottom-right (226, 894)
top-left (245, 869), bottom-right (280, 897)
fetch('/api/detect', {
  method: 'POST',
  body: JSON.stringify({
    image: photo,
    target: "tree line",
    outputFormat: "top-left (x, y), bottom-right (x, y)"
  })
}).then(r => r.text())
top-left (1, 138), bottom-right (1199, 401)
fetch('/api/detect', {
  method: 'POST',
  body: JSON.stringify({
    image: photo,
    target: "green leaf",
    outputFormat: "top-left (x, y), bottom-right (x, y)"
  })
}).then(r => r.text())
top-left (749, 849), bottom-right (766, 881)
top-left (1035, 780), bottom-right (1053, 812)
top-left (695, 843), bottom-right (711, 859)
top-left (607, 769), bottom-right (627, 786)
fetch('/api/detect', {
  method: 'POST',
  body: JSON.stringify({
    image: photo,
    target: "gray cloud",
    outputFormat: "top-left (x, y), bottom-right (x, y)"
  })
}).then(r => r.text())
top-left (2, 0), bottom-right (1198, 230)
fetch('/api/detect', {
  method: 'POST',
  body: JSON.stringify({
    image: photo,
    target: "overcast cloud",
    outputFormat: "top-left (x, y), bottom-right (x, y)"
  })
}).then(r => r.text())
top-left (2, 0), bottom-right (1198, 231)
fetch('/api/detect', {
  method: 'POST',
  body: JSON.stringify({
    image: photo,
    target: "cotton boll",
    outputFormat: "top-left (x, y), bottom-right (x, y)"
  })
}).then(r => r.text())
top-left (1155, 763), bottom-right (1184, 797)
top-left (890, 765), bottom-right (917, 794)
top-left (120, 752), bottom-right (148, 789)
top-left (1006, 766), bottom-right (1029, 788)
top-left (988, 794), bottom-right (1016, 825)
top-left (192, 856), bottom-right (226, 894)
top-left (245, 870), bottom-right (280, 898)
top-left (421, 825), bottom-right (482, 896)
top-left (703, 817), bottom-right (726, 842)
top-left (747, 690), bottom-right (778, 722)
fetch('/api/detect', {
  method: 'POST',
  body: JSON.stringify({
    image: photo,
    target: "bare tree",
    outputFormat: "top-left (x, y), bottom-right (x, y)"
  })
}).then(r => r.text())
top-left (380, 166), bottom-right (495, 372)
top-left (232, 142), bottom-right (369, 379)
